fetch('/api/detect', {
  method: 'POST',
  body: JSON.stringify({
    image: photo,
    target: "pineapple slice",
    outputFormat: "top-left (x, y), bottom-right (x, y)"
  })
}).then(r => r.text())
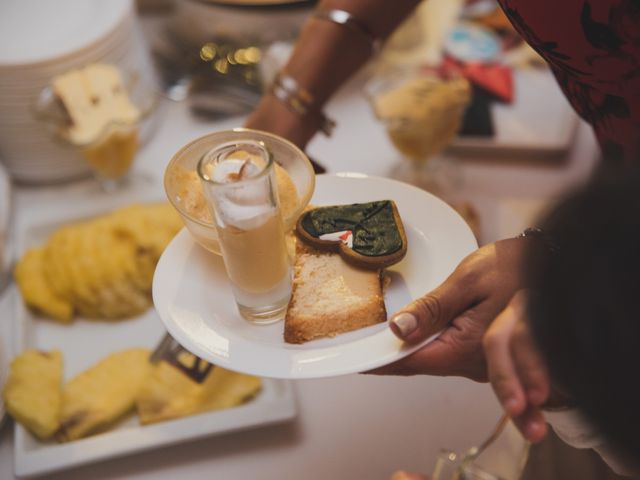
top-left (199, 367), bottom-right (262, 412)
top-left (15, 203), bottom-right (183, 323)
top-left (137, 354), bottom-right (261, 425)
top-left (59, 348), bottom-right (151, 441)
top-left (136, 361), bottom-right (201, 425)
top-left (14, 248), bottom-right (73, 323)
top-left (3, 350), bottom-right (63, 440)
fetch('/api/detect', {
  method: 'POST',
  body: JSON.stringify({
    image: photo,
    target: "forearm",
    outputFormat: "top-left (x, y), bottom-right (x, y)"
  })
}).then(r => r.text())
top-left (286, 0), bottom-right (422, 106)
top-left (245, 0), bottom-right (421, 148)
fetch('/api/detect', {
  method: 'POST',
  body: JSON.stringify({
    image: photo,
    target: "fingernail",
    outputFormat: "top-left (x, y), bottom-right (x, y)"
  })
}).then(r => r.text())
top-left (504, 398), bottom-right (519, 414)
top-left (391, 312), bottom-right (418, 338)
top-left (526, 420), bottom-right (544, 440)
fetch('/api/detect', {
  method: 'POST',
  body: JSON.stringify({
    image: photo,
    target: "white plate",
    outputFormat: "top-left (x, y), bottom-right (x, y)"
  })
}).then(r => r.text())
top-left (153, 173), bottom-right (478, 379)
top-left (11, 197), bottom-right (297, 478)
top-left (0, 0), bottom-right (132, 67)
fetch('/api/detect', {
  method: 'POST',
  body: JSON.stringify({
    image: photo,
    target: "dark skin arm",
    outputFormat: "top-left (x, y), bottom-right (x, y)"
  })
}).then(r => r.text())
top-left (245, 0), bottom-right (421, 148)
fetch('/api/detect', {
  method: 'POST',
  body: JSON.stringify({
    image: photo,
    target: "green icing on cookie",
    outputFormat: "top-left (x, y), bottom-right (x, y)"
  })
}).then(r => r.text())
top-left (300, 200), bottom-right (403, 257)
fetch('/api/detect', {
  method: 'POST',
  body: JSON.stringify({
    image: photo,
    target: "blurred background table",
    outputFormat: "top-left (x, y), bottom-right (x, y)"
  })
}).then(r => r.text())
top-left (0, 77), bottom-right (600, 480)
top-left (0, 4), bottom-right (606, 479)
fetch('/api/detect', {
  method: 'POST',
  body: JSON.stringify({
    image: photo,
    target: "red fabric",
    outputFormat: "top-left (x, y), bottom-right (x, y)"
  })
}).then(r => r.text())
top-left (496, 0), bottom-right (640, 162)
top-left (443, 56), bottom-right (515, 103)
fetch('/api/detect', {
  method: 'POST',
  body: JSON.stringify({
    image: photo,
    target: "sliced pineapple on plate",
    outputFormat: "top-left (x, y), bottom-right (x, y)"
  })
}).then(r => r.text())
top-left (3, 350), bottom-right (63, 440)
top-left (59, 348), bottom-right (151, 441)
top-left (137, 353), bottom-right (262, 425)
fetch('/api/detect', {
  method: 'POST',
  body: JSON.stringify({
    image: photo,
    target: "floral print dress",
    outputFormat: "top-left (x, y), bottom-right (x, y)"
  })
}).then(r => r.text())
top-left (497, 0), bottom-right (640, 162)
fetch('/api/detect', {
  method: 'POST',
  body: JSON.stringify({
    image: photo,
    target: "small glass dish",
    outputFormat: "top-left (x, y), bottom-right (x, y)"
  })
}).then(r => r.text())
top-left (33, 69), bottom-right (161, 191)
top-left (164, 128), bottom-right (315, 255)
top-left (364, 66), bottom-right (471, 196)
top-left (431, 416), bottom-right (530, 480)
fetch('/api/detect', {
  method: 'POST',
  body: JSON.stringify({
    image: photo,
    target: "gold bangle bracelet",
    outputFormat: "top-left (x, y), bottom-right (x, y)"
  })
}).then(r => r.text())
top-left (269, 72), bottom-right (336, 137)
top-left (313, 8), bottom-right (382, 54)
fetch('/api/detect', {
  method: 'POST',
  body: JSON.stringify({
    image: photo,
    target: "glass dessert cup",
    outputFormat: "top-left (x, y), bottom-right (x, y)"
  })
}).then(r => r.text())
top-left (164, 128), bottom-right (315, 255)
top-left (33, 70), bottom-right (161, 192)
top-left (365, 66), bottom-right (471, 198)
top-left (197, 140), bottom-right (292, 324)
top-left (431, 416), bottom-right (530, 480)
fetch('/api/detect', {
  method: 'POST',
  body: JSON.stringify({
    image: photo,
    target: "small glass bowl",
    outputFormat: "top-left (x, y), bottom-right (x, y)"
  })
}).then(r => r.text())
top-left (164, 128), bottom-right (315, 255)
top-left (364, 66), bottom-right (471, 165)
top-left (33, 69), bottom-right (161, 191)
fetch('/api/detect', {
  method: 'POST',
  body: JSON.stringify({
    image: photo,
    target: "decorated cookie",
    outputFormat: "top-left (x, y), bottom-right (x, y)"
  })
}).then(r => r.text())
top-left (296, 200), bottom-right (407, 269)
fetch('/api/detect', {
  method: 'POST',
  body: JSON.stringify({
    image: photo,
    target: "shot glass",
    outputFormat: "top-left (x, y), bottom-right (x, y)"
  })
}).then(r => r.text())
top-left (198, 139), bottom-right (292, 324)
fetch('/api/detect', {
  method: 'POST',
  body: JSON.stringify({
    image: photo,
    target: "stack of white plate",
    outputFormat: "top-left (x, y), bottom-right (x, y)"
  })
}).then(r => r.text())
top-left (0, 0), bottom-right (158, 184)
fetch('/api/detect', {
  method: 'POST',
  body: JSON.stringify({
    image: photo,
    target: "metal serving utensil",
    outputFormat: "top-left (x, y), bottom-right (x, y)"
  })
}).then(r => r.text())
top-left (462, 414), bottom-right (510, 464)
top-left (150, 333), bottom-right (214, 383)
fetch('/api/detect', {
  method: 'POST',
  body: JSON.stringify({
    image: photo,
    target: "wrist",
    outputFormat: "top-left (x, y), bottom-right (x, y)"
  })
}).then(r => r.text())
top-left (268, 71), bottom-right (336, 137)
top-left (517, 227), bottom-right (559, 254)
top-left (244, 95), bottom-right (320, 150)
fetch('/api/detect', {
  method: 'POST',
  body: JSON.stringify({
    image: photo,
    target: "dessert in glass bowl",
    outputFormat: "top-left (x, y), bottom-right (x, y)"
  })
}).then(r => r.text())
top-left (34, 63), bottom-right (160, 191)
top-left (164, 128), bottom-right (315, 255)
top-left (365, 66), bottom-right (471, 195)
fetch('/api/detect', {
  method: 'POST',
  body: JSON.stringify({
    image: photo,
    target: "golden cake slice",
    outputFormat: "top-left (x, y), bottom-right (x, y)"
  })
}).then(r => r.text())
top-left (59, 348), bottom-right (151, 441)
top-left (137, 354), bottom-right (261, 425)
top-left (284, 241), bottom-right (387, 344)
top-left (3, 350), bottom-right (63, 440)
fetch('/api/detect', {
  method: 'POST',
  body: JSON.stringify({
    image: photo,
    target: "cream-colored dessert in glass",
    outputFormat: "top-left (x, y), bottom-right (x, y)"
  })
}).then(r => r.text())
top-left (164, 129), bottom-right (315, 255)
top-left (51, 64), bottom-right (141, 190)
top-left (369, 70), bottom-right (470, 164)
top-left (35, 63), bottom-right (160, 191)
top-left (198, 140), bottom-right (292, 324)
top-left (365, 68), bottom-right (471, 195)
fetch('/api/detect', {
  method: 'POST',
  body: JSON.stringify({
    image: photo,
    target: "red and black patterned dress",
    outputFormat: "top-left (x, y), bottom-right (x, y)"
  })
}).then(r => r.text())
top-left (496, 0), bottom-right (640, 162)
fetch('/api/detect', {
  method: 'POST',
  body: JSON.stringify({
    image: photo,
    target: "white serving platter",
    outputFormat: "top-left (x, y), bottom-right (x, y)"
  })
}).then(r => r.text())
top-left (10, 195), bottom-right (296, 478)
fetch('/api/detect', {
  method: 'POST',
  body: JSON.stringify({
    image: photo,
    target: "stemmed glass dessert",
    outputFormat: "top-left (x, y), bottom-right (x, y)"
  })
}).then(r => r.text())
top-left (365, 66), bottom-right (471, 196)
top-left (34, 65), bottom-right (160, 192)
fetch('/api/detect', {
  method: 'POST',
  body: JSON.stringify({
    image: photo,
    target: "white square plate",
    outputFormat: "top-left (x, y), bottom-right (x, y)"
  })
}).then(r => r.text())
top-left (11, 197), bottom-right (297, 478)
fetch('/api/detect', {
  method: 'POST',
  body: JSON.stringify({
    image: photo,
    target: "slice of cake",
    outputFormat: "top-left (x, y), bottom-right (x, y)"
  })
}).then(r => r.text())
top-left (284, 242), bottom-right (387, 344)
